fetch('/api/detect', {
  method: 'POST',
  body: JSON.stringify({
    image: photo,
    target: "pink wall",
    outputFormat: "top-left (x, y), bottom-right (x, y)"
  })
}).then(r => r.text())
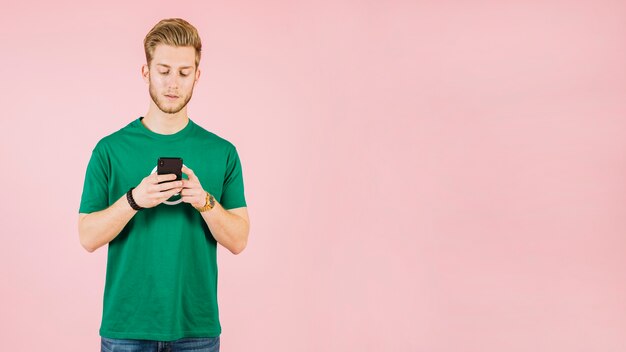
top-left (1, 1), bottom-right (625, 351)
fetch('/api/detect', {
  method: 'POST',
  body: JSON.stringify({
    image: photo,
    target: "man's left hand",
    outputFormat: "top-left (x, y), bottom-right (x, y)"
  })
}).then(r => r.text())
top-left (180, 165), bottom-right (208, 208)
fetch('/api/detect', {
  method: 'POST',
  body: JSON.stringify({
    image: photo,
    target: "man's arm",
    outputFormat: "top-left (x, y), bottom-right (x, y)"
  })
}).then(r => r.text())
top-left (78, 173), bottom-right (183, 253)
top-left (78, 193), bottom-right (138, 253)
top-left (200, 204), bottom-right (249, 255)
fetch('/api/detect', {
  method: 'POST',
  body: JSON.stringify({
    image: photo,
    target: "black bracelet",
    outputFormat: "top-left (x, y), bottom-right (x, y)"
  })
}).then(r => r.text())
top-left (126, 187), bottom-right (144, 211)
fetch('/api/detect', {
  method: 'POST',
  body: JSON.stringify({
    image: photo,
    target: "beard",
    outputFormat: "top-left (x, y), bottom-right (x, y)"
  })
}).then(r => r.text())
top-left (148, 79), bottom-right (194, 114)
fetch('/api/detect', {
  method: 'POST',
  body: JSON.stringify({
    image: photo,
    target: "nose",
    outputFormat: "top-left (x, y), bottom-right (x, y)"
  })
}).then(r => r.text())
top-left (165, 74), bottom-right (180, 90)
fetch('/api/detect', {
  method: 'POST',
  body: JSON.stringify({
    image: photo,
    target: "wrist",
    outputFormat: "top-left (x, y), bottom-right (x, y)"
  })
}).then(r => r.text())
top-left (195, 191), bottom-right (215, 212)
top-left (126, 187), bottom-right (144, 211)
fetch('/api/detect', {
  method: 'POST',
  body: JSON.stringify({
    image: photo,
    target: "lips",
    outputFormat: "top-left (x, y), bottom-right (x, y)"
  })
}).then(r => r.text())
top-left (165, 94), bottom-right (179, 98)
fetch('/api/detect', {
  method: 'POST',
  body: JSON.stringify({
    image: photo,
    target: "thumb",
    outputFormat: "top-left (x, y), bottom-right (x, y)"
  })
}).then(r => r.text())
top-left (181, 165), bottom-right (198, 182)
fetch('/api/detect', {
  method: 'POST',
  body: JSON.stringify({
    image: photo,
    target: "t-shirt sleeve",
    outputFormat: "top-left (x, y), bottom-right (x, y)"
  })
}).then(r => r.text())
top-left (220, 146), bottom-right (247, 210)
top-left (78, 142), bottom-right (110, 214)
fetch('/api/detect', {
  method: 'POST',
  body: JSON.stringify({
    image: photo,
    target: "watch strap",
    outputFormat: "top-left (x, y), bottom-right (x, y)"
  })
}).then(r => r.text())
top-left (126, 187), bottom-right (145, 211)
top-left (195, 191), bottom-right (215, 212)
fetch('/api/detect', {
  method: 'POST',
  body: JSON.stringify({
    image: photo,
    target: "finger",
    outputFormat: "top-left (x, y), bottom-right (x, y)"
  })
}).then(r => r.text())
top-left (159, 187), bottom-right (183, 201)
top-left (153, 172), bottom-right (175, 183)
top-left (180, 179), bottom-right (197, 189)
top-left (149, 183), bottom-right (181, 196)
top-left (181, 165), bottom-right (198, 181)
top-left (180, 195), bottom-right (195, 203)
top-left (179, 187), bottom-right (199, 195)
top-left (158, 179), bottom-right (183, 192)
top-left (180, 187), bottom-right (199, 196)
top-left (155, 173), bottom-right (178, 184)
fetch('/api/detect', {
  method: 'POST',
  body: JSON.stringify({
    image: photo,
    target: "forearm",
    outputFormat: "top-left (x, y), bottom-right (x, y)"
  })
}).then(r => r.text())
top-left (79, 194), bottom-right (137, 252)
top-left (200, 201), bottom-right (249, 255)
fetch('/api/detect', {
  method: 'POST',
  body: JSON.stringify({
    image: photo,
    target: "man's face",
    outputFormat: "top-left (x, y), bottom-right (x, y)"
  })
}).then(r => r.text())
top-left (144, 45), bottom-right (199, 114)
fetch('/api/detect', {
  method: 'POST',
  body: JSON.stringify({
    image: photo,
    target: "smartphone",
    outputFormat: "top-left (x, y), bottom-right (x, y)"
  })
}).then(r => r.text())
top-left (157, 157), bottom-right (183, 184)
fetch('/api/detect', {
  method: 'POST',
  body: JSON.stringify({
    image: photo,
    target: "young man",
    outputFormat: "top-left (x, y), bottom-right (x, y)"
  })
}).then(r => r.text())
top-left (78, 18), bottom-right (249, 352)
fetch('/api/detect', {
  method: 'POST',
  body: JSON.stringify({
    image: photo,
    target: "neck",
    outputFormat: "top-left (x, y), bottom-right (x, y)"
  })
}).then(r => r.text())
top-left (142, 108), bottom-right (189, 135)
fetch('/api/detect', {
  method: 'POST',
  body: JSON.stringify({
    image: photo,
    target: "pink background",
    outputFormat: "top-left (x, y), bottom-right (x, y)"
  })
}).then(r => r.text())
top-left (1, 1), bottom-right (626, 351)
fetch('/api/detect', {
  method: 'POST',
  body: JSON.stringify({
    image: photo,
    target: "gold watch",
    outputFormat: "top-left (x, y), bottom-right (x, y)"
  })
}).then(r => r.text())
top-left (195, 191), bottom-right (216, 212)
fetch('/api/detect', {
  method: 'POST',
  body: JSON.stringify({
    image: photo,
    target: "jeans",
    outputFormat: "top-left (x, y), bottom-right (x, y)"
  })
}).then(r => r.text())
top-left (101, 336), bottom-right (220, 352)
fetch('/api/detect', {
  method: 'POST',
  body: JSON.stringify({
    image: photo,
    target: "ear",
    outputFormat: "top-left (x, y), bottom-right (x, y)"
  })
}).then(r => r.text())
top-left (141, 64), bottom-right (150, 84)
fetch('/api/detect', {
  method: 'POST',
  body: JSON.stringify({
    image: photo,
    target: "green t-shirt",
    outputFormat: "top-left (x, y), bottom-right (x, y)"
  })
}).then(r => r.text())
top-left (79, 116), bottom-right (247, 341)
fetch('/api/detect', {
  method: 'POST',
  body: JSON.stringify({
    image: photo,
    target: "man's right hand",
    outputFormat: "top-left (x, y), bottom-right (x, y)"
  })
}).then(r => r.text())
top-left (132, 173), bottom-right (184, 209)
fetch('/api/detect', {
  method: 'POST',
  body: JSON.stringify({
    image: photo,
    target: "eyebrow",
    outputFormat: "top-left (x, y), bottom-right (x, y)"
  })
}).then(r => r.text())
top-left (156, 63), bottom-right (194, 69)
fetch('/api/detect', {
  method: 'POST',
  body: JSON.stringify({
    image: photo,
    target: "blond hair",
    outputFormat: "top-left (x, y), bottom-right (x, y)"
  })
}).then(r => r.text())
top-left (144, 18), bottom-right (202, 69)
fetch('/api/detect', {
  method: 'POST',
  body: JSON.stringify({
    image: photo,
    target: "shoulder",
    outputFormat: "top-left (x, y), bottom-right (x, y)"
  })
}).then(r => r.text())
top-left (91, 133), bottom-right (117, 153)
top-left (90, 120), bottom-right (133, 153)
top-left (192, 121), bottom-right (239, 151)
